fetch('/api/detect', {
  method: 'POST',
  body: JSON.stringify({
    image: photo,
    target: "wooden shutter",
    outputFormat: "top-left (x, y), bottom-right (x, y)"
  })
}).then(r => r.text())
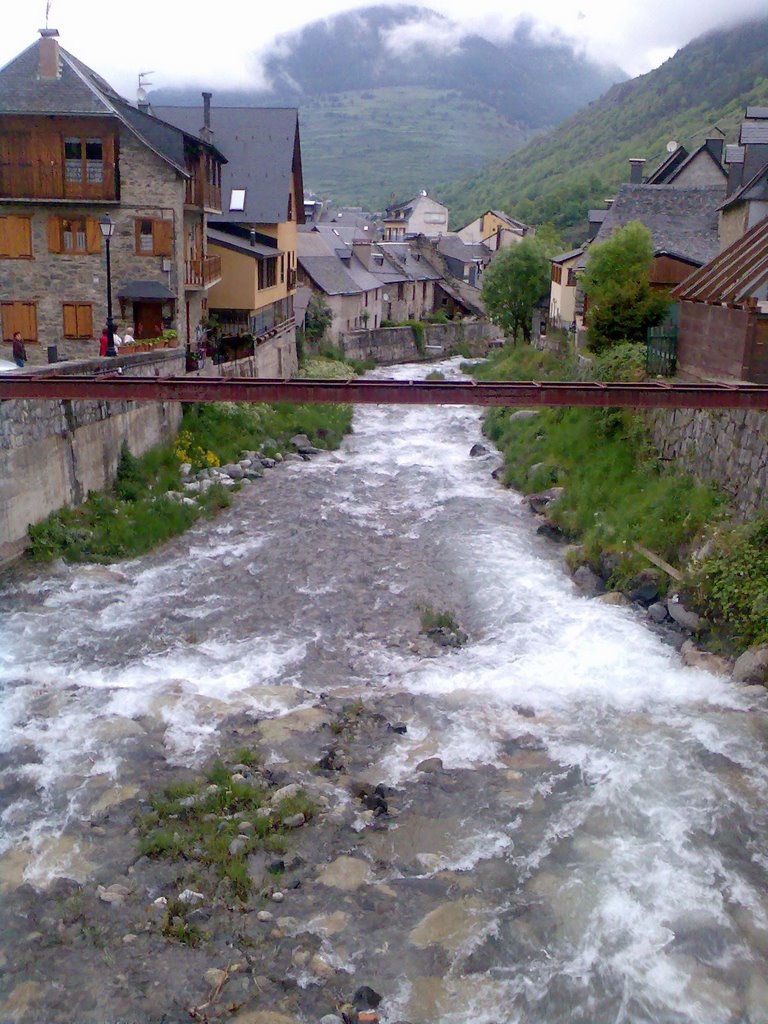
top-left (22, 302), bottom-right (37, 340)
top-left (62, 303), bottom-right (78, 338)
top-left (47, 215), bottom-right (62, 253)
top-left (85, 218), bottom-right (101, 254)
top-left (154, 219), bottom-right (173, 256)
top-left (76, 303), bottom-right (92, 338)
top-left (0, 216), bottom-right (31, 257)
top-left (1, 301), bottom-right (36, 341)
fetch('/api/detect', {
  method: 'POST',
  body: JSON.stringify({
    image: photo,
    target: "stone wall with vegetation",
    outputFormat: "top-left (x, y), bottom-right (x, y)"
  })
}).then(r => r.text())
top-left (0, 350), bottom-right (183, 565)
top-left (340, 321), bottom-right (498, 364)
top-left (647, 407), bottom-right (768, 517)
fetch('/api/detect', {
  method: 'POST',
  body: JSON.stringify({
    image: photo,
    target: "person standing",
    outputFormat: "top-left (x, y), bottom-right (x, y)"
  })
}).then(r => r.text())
top-left (99, 327), bottom-right (109, 357)
top-left (12, 331), bottom-right (27, 368)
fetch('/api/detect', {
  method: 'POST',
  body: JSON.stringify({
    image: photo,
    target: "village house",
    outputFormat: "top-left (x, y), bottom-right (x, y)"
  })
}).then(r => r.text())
top-left (643, 134), bottom-right (727, 187)
top-left (374, 242), bottom-right (442, 322)
top-left (153, 103), bottom-right (303, 375)
top-left (436, 234), bottom-right (491, 288)
top-left (383, 191), bottom-right (448, 241)
top-left (457, 209), bottom-right (531, 251)
top-left (548, 246), bottom-right (585, 330)
top-left (0, 30), bottom-right (226, 359)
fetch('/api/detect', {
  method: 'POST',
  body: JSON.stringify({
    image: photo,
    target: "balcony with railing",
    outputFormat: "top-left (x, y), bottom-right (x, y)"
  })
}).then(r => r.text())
top-left (0, 158), bottom-right (118, 202)
top-left (185, 254), bottom-right (222, 289)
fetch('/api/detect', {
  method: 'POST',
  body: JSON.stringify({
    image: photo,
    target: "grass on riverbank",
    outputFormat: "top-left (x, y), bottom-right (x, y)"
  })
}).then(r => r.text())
top-left (473, 342), bottom-right (723, 583)
top-left (27, 358), bottom-right (356, 564)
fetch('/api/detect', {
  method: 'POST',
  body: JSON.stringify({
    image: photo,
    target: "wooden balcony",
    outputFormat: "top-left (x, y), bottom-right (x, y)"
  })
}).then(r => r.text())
top-left (184, 176), bottom-right (222, 212)
top-left (185, 254), bottom-right (222, 289)
top-left (0, 159), bottom-right (118, 202)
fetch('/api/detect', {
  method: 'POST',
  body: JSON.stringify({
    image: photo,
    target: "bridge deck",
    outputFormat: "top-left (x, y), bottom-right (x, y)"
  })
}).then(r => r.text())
top-left (1, 374), bottom-right (768, 409)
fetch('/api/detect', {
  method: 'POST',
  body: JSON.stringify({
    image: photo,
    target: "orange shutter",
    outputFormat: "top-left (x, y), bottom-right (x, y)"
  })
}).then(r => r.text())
top-left (62, 303), bottom-right (78, 338)
top-left (85, 218), bottom-right (101, 254)
top-left (76, 303), bottom-right (93, 338)
top-left (47, 216), bottom-right (62, 253)
top-left (0, 218), bottom-right (11, 257)
top-left (23, 302), bottom-right (37, 341)
top-left (154, 218), bottom-right (173, 256)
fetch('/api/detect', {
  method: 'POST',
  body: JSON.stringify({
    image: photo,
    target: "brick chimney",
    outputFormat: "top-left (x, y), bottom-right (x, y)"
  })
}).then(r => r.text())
top-left (200, 91), bottom-right (213, 142)
top-left (629, 158), bottom-right (646, 184)
top-left (38, 28), bottom-right (61, 81)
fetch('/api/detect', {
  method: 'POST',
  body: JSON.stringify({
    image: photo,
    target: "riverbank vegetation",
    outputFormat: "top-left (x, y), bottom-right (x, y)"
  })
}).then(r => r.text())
top-left (468, 343), bottom-right (768, 654)
top-left (27, 356), bottom-right (357, 564)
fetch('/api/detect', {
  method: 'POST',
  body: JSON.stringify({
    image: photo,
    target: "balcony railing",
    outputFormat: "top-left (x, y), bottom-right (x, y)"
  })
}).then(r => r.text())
top-left (0, 160), bottom-right (118, 201)
top-left (185, 254), bottom-right (222, 289)
top-left (184, 177), bottom-right (222, 212)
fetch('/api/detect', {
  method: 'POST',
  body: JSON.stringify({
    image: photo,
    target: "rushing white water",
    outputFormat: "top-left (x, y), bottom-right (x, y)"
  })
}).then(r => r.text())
top-left (1, 357), bottom-right (767, 1023)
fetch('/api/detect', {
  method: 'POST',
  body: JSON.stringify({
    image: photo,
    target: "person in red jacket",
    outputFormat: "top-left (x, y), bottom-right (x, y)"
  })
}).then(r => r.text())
top-left (99, 327), bottom-right (109, 357)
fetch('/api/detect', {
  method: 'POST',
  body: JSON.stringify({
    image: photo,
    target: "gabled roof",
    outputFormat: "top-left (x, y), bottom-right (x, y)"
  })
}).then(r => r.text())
top-left (592, 184), bottom-right (724, 266)
top-left (489, 210), bottom-right (528, 230)
top-left (551, 246), bottom-right (586, 264)
top-left (154, 105), bottom-right (303, 225)
top-left (672, 215), bottom-right (768, 307)
top-left (297, 229), bottom-right (380, 296)
top-left (437, 235), bottom-right (490, 264)
top-left (720, 159), bottom-right (768, 211)
top-left (376, 242), bottom-right (442, 282)
top-left (645, 146), bottom-right (690, 185)
top-left (0, 38), bottom-right (224, 178)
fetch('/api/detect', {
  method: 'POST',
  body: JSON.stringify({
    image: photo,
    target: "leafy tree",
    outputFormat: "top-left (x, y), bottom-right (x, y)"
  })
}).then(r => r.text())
top-left (581, 221), bottom-right (670, 352)
top-left (530, 221), bottom-right (563, 258)
top-left (480, 238), bottom-right (550, 343)
top-left (304, 294), bottom-right (333, 343)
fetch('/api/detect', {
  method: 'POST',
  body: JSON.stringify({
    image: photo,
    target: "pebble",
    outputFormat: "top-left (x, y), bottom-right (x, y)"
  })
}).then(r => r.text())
top-left (177, 888), bottom-right (205, 904)
top-left (272, 783), bottom-right (300, 803)
top-left (255, 807), bottom-right (272, 819)
top-left (282, 813), bottom-right (305, 829)
top-left (271, 891), bottom-right (285, 903)
top-left (121, 933), bottom-right (138, 944)
top-left (153, 896), bottom-right (168, 906)
top-left (309, 953), bottom-right (335, 978)
top-left (204, 968), bottom-right (228, 990)
top-left (238, 820), bottom-right (255, 834)
top-left (256, 910), bottom-right (274, 922)
top-left (231, 772), bottom-right (247, 783)
top-left (229, 837), bottom-right (247, 856)
top-left (319, 1016), bottom-right (344, 1024)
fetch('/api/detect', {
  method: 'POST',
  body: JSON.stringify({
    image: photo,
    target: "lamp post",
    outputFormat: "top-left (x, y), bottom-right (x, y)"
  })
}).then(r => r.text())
top-left (99, 214), bottom-right (117, 357)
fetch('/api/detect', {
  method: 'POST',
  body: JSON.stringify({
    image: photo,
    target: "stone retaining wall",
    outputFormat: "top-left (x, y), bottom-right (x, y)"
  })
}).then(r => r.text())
top-left (0, 349), bottom-right (184, 566)
top-left (647, 407), bottom-right (768, 516)
top-left (339, 321), bottom-right (499, 364)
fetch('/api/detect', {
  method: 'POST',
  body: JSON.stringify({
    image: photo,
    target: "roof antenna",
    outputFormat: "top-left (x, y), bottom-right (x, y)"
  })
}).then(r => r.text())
top-left (45, 0), bottom-right (52, 28)
top-left (137, 71), bottom-right (154, 112)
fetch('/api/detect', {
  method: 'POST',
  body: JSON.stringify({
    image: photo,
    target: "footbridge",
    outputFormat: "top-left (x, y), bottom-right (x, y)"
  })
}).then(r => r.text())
top-left (2, 374), bottom-right (768, 409)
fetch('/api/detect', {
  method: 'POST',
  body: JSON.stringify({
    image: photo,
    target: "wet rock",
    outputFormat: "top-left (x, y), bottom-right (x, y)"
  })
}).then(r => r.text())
top-left (290, 433), bottom-right (312, 449)
top-left (626, 569), bottom-right (663, 605)
top-left (509, 409), bottom-right (540, 421)
top-left (409, 897), bottom-right (486, 953)
top-left (572, 565), bottom-right (605, 597)
top-left (282, 813), bottom-right (305, 829)
top-left (416, 757), bottom-right (443, 773)
top-left (317, 856), bottom-right (370, 891)
top-left (317, 747), bottom-right (345, 771)
top-left (257, 910), bottom-right (274, 922)
top-left (733, 645), bottom-right (768, 684)
top-left (667, 595), bottom-right (707, 633)
top-left (309, 953), bottom-right (335, 978)
top-left (469, 443), bottom-right (489, 457)
top-left (536, 521), bottom-right (566, 542)
top-left (271, 891), bottom-right (285, 903)
top-left (680, 641), bottom-right (731, 675)
top-left (205, 967), bottom-right (228, 989)
top-left (178, 888), bottom-right (205, 904)
top-left (260, 457), bottom-right (277, 468)
top-left (491, 464), bottom-right (505, 481)
top-left (354, 986), bottom-right (382, 1009)
top-left (525, 487), bottom-right (564, 514)
top-left (595, 591), bottom-right (630, 607)
top-left (388, 722), bottom-right (408, 735)
top-left (272, 783), bottom-right (301, 804)
top-left (647, 601), bottom-right (668, 623)
top-left (97, 883), bottom-right (130, 904)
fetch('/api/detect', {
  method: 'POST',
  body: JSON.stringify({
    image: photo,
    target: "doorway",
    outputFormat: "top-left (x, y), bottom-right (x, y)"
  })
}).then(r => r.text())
top-left (134, 301), bottom-right (164, 340)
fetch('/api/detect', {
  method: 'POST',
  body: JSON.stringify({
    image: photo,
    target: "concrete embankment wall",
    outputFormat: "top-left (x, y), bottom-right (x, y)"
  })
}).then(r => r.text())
top-left (0, 349), bottom-right (184, 566)
top-left (339, 322), bottom-right (499, 364)
top-left (647, 407), bottom-right (768, 517)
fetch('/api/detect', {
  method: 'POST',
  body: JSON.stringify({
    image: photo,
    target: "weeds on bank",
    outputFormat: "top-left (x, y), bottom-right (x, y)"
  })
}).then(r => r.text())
top-left (136, 750), bottom-right (314, 909)
top-left (419, 604), bottom-right (461, 634)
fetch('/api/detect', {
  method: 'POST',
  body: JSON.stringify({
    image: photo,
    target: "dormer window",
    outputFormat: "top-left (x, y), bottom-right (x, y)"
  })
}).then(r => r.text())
top-left (229, 188), bottom-right (246, 211)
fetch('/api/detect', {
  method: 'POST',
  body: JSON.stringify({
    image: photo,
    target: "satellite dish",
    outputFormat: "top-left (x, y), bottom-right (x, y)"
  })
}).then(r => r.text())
top-left (666, 140), bottom-right (678, 153)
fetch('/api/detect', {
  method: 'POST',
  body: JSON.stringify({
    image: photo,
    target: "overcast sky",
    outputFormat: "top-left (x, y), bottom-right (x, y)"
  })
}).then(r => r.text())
top-left (2, 0), bottom-right (767, 95)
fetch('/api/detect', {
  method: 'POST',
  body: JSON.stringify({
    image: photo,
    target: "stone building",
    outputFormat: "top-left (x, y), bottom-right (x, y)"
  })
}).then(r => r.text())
top-left (383, 192), bottom-right (448, 241)
top-left (0, 30), bottom-right (226, 360)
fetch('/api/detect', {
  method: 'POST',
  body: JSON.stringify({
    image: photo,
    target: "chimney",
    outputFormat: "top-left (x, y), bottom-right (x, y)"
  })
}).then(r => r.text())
top-left (200, 91), bottom-right (213, 142)
top-left (38, 28), bottom-right (61, 81)
top-left (704, 135), bottom-right (724, 166)
top-left (629, 158), bottom-right (646, 184)
top-left (724, 144), bottom-right (745, 197)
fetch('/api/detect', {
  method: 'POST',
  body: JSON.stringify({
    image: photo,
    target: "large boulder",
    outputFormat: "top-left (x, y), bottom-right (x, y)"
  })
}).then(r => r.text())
top-left (572, 565), bottom-right (605, 597)
top-left (680, 640), bottom-right (731, 676)
top-left (733, 645), bottom-right (768, 685)
top-left (667, 595), bottom-right (707, 633)
top-left (525, 487), bottom-right (564, 515)
top-left (469, 442), bottom-right (490, 458)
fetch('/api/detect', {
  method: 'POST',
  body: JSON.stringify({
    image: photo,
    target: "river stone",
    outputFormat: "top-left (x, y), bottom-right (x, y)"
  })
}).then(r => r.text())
top-left (222, 463), bottom-right (245, 480)
top-left (317, 856), bottom-right (370, 891)
top-left (260, 457), bottom-right (276, 468)
top-left (258, 707), bottom-right (332, 742)
top-left (667, 595), bottom-right (706, 633)
top-left (469, 443), bottom-right (489, 457)
top-left (309, 953), bottom-right (335, 978)
top-left (290, 434), bottom-right (312, 449)
top-left (525, 487), bottom-right (564, 514)
top-left (306, 910), bottom-right (349, 936)
top-left (271, 891), bottom-right (285, 903)
top-left (354, 985), bottom-right (383, 1008)
top-left (256, 910), bottom-right (274, 922)
top-left (594, 591), bottom-right (629, 607)
top-left (229, 1013), bottom-right (299, 1024)
top-left (205, 968), bottom-right (228, 989)
top-left (509, 409), bottom-right (540, 421)
top-left (647, 602), bottom-right (668, 623)
top-left (283, 813), bottom-right (305, 828)
top-left (572, 565), bottom-right (605, 597)
top-left (409, 897), bottom-right (486, 953)
top-left (319, 1016), bottom-right (344, 1024)
top-left (229, 837), bottom-right (246, 856)
top-left (416, 756), bottom-right (443, 773)
top-left (679, 641), bottom-right (731, 676)
top-left (179, 462), bottom-right (192, 477)
top-left (733, 644), bottom-right (768, 684)
top-left (272, 783), bottom-right (300, 804)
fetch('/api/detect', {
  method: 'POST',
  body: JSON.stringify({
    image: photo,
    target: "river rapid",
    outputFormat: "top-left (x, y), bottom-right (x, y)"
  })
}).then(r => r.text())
top-left (1, 358), bottom-right (768, 1024)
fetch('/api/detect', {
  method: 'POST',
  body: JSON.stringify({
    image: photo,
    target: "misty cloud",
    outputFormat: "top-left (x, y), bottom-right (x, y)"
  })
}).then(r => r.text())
top-left (381, 13), bottom-right (468, 56)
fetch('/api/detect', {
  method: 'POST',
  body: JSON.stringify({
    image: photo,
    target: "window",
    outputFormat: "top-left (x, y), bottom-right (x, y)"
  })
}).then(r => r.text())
top-left (0, 216), bottom-right (32, 258)
top-left (287, 192), bottom-right (293, 221)
top-left (62, 303), bottom-right (93, 339)
top-left (64, 136), bottom-right (103, 184)
top-left (1, 301), bottom-right (37, 342)
top-left (258, 257), bottom-right (277, 290)
top-left (134, 218), bottom-right (173, 256)
top-left (229, 189), bottom-right (246, 211)
top-left (280, 254), bottom-right (285, 284)
top-left (551, 264), bottom-right (563, 284)
top-left (47, 216), bottom-right (100, 254)
top-left (567, 268), bottom-right (577, 287)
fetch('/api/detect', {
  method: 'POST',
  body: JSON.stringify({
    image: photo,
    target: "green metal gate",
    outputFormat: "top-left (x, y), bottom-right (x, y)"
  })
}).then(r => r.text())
top-left (646, 307), bottom-right (678, 376)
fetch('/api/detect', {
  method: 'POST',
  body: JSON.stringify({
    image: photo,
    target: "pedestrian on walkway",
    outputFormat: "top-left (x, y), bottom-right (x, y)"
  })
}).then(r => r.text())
top-left (12, 331), bottom-right (26, 368)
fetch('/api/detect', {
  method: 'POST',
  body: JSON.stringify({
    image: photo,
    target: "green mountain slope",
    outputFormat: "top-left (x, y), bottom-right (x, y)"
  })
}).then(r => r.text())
top-left (439, 16), bottom-right (768, 236)
top-left (298, 87), bottom-right (535, 208)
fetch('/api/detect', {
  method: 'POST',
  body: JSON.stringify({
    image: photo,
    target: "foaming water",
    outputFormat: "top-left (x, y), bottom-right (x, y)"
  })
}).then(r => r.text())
top-left (1, 357), bottom-right (767, 1021)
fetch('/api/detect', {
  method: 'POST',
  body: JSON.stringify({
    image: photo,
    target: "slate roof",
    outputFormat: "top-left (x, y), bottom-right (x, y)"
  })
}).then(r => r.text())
top-left (645, 146), bottom-right (690, 185)
top-left (154, 105), bottom-right (302, 225)
top-left (490, 210), bottom-right (528, 229)
top-left (720, 161), bottom-right (768, 211)
top-left (672, 214), bottom-right (768, 307)
top-left (551, 246), bottom-right (585, 264)
top-left (0, 39), bottom-right (224, 177)
top-left (377, 243), bottom-right (442, 281)
top-left (437, 235), bottom-right (490, 264)
top-left (207, 227), bottom-right (281, 259)
top-left (297, 229), bottom-right (379, 296)
top-left (592, 184), bottom-right (725, 266)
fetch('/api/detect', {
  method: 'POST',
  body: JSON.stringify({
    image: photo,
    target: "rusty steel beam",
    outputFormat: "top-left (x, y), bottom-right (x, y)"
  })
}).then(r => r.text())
top-left (2, 374), bottom-right (768, 409)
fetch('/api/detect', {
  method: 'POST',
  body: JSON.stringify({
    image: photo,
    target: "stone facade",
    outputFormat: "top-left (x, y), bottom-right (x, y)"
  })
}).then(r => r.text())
top-left (647, 406), bottom-right (768, 517)
top-left (191, 328), bottom-right (298, 379)
top-left (0, 349), bottom-right (183, 565)
top-left (340, 321), bottom-right (498, 364)
top-left (1, 126), bottom-right (212, 358)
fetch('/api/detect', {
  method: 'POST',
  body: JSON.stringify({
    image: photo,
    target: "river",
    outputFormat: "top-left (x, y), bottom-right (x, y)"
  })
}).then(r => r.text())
top-left (1, 358), bottom-right (767, 1024)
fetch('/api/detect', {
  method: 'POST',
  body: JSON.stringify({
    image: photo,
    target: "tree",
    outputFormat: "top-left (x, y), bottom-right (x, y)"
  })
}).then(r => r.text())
top-left (480, 238), bottom-right (550, 343)
top-left (304, 294), bottom-right (333, 343)
top-left (581, 221), bottom-right (670, 352)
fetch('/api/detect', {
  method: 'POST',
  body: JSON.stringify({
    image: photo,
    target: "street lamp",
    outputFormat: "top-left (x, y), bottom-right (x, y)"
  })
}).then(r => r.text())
top-left (99, 214), bottom-right (117, 357)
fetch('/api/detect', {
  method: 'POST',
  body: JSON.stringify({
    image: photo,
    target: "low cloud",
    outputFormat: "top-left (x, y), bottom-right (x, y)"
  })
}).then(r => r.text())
top-left (381, 13), bottom-right (468, 57)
